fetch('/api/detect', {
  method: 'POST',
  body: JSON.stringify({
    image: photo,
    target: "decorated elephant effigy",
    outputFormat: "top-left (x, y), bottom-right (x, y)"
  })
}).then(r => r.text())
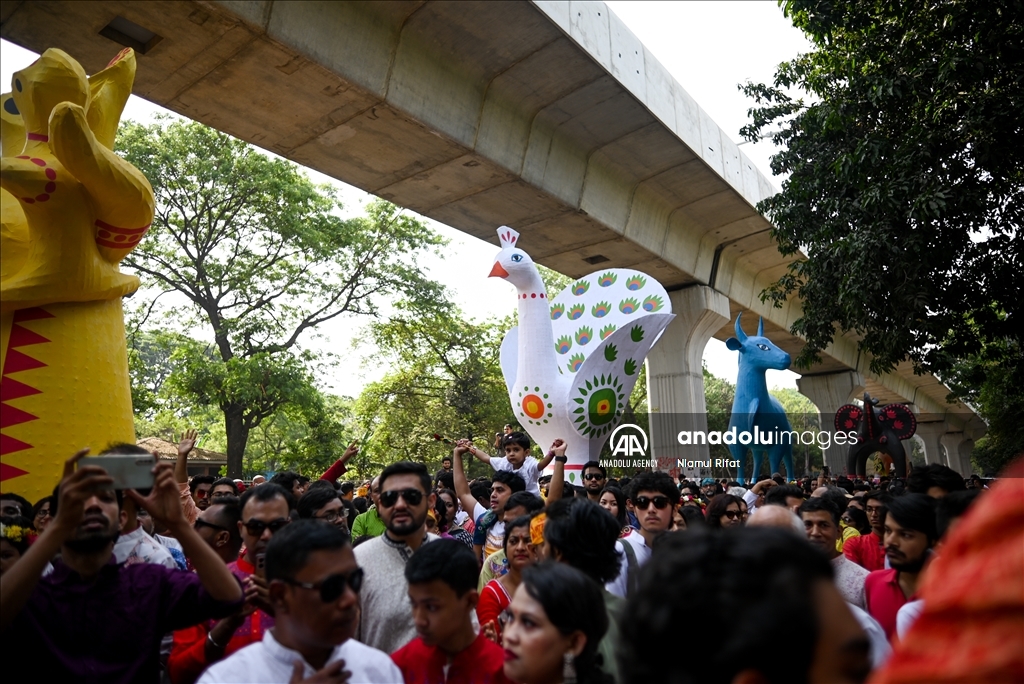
top-left (1, 48), bottom-right (154, 501)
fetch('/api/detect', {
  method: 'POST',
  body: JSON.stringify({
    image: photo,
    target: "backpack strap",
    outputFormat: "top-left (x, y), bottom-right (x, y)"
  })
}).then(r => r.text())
top-left (619, 538), bottom-right (640, 596)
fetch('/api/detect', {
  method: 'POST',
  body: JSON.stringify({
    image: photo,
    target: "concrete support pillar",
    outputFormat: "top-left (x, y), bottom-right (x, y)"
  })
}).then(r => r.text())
top-left (957, 438), bottom-right (975, 476)
top-left (940, 432), bottom-right (967, 476)
top-left (914, 422), bottom-right (947, 467)
top-left (796, 371), bottom-right (866, 476)
top-left (646, 285), bottom-right (730, 479)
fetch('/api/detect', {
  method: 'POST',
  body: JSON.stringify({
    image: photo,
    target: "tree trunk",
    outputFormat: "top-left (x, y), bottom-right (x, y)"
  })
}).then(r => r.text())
top-left (224, 404), bottom-right (249, 479)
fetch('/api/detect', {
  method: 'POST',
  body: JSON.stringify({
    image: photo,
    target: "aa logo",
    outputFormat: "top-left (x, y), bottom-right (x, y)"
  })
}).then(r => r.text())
top-left (610, 423), bottom-right (648, 457)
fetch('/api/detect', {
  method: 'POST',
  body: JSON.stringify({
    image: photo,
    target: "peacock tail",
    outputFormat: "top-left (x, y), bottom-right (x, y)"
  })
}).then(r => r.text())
top-left (549, 268), bottom-right (671, 370)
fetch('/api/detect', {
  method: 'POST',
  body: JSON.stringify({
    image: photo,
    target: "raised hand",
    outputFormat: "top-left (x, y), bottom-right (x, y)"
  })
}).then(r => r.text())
top-left (126, 461), bottom-right (185, 532)
top-left (550, 439), bottom-right (567, 457)
top-left (178, 429), bottom-right (198, 458)
top-left (340, 441), bottom-right (359, 464)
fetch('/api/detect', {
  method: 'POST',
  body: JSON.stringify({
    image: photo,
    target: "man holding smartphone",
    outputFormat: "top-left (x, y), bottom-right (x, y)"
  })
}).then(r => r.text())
top-left (0, 448), bottom-right (244, 684)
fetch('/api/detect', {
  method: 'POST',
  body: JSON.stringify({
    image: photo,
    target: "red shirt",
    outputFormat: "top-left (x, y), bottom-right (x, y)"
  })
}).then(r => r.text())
top-left (844, 531), bottom-right (886, 571)
top-left (864, 568), bottom-right (914, 641)
top-left (168, 553), bottom-right (274, 684)
top-left (476, 580), bottom-right (512, 640)
top-left (391, 632), bottom-right (511, 684)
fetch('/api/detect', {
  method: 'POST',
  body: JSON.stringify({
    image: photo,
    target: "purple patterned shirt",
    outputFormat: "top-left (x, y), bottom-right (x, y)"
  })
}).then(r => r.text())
top-left (7, 555), bottom-right (242, 684)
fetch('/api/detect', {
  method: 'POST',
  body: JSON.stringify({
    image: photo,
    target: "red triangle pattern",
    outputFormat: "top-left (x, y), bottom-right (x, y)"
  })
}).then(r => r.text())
top-left (8, 324), bottom-right (50, 348)
top-left (0, 462), bottom-right (29, 481)
top-left (1, 349), bottom-right (46, 374)
top-left (1, 306), bottom-right (52, 478)
top-left (13, 307), bottom-right (56, 323)
top-left (0, 404), bottom-right (37, 429)
top-left (0, 433), bottom-right (33, 455)
top-left (0, 377), bottom-right (41, 401)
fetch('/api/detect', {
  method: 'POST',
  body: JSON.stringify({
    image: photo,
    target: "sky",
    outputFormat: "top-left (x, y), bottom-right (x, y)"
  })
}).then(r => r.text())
top-left (0, 1), bottom-right (813, 397)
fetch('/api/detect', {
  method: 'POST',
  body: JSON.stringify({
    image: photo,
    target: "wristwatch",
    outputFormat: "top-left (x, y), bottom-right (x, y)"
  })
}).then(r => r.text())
top-left (554, 456), bottom-right (568, 463)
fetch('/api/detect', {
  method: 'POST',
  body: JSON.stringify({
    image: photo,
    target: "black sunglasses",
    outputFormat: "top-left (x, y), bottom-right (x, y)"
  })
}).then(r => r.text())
top-left (722, 510), bottom-right (743, 520)
top-left (242, 517), bottom-right (291, 536)
top-left (283, 567), bottom-right (365, 602)
top-left (583, 473), bottom-right (605, 481)
top-left (195, 518), bottom-right (230, 533)
top-left (633, 496), bottom-right (671, 510)
top-left (379, 488), bottom-right (423, 508)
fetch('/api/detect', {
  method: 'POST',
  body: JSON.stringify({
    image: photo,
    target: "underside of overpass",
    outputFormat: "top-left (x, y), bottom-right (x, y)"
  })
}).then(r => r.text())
top-left (1, 0), bottom-right (985, 470)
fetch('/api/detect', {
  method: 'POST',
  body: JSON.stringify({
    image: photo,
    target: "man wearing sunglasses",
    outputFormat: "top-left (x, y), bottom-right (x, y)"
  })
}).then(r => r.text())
top-left (202, 484), bottom-right (296, 664)
top-left (582, 461), bottom-right (607, 503)
top-left (198, 520), bottom-right (402, 683)
top-left (353, 461), bottom-right (438, 654)
top-left (607, 471), bottom-right (679, 598)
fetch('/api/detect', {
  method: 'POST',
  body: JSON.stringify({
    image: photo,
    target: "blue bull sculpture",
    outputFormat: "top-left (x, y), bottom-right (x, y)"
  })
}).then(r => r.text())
top-left (726, 313), bottom-right (795, 484)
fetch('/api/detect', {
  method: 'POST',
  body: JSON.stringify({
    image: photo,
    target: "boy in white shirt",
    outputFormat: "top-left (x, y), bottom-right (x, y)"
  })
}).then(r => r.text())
top-left (467, 431), bottom-right (555, 496)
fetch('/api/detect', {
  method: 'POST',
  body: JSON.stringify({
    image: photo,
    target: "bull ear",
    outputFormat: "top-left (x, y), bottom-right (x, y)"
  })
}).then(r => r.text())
top-left (757, 317), bottom-right (764, 337)
top-left (726, 337), bottom-right (743, 351)
top-left (734, 313), bottom-right (747, 342)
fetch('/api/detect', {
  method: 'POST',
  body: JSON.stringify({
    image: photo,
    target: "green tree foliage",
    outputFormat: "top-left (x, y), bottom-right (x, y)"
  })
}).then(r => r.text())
top-left (243, 394), bottom-right (355, 479)
top-left (954, 340), bottom-right (1024, 475)
top-left (352, 301), bottom-right (510, 479)
top-left (127, 329), bottom-right (226, 449)
top-left (743, 0), bottom-right (1022, 465)
top-left (742, 0), bottom-right (1022, 443)
top-left (117, 119), bottom-right (445, 476)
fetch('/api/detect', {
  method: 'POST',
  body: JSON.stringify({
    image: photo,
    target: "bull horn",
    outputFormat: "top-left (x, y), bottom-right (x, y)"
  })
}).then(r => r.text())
top-left (757, 317), bottom-right (764, 337)
top-left (735, 313), bottom-right (747, 342)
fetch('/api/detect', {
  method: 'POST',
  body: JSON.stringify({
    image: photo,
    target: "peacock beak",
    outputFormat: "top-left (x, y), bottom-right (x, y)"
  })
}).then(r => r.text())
top-left (489, 261), bottom-right (509, 278)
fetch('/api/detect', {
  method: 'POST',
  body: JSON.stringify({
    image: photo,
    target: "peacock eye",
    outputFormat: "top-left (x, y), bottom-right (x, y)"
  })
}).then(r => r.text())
top-left (511, 254), bottom-right (523, 263)
top-left (757, 344), bottom-right (769, 351)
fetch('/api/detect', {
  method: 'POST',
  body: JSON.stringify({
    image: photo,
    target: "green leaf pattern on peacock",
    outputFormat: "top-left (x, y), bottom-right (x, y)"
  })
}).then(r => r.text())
top-left (575, 326), bottom-right (593, 345)
top-left (642, 295), bottom-right (664, 312)
top-left (571, 374), bottom-right (627, 438)
top-left (555, 335), bottom-right (572, 354)
top-left (550, 303), bottom-right (564, 320)
top-left (591, 301), bottom-right (611, 318)
top-left (567, 353), bottom-right (585, 373)
top-left (571, 280), bottom-right (590, 296)
top-left (599, 324), bottom-right (617, 340)
top-left (567, 304), bottom-right (585, 320)
top-left (625, 275), bottom-right (647, 291)
top-left (619, 298), bottom-right (640, 314)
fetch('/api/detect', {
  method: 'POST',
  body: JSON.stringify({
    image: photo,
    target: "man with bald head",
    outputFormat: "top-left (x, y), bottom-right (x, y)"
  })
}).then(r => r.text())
top-left (746, 504), bottom-right (805, 535)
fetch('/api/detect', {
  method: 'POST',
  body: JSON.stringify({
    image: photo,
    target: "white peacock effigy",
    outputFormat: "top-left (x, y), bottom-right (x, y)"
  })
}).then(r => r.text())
top-left (488, 226), bottom-right (675, 481)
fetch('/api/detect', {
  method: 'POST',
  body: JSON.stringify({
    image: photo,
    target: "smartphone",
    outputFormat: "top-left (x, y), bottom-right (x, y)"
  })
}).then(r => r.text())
top-left (86, 453), bottom-right (156, 490)
top-left (254, 553), bottom-right (266, 578)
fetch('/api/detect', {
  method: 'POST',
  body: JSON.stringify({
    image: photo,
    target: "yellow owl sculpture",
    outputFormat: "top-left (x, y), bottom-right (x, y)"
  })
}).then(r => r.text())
top-left (0, 48), bottom-right (155, 501)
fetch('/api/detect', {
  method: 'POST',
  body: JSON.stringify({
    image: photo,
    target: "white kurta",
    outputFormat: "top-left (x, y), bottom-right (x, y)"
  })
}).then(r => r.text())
top-left (197, 630), bottom-right (402, 684)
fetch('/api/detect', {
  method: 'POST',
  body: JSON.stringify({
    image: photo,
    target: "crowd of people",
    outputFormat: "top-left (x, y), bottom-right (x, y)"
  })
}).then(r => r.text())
top-left (0, 427), bottom-right (1020, 683)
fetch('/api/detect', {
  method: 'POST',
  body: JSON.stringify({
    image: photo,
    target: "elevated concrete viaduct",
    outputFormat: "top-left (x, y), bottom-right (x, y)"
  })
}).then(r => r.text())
top-left (1, 0), bottom-right (985, 474)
